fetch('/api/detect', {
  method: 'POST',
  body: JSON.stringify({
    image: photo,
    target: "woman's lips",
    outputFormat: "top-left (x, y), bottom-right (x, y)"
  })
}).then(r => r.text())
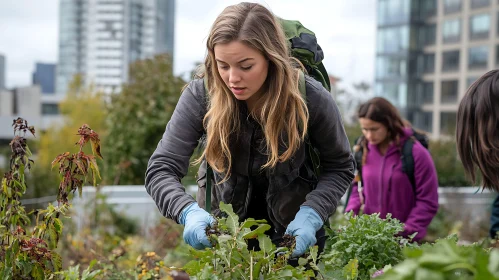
top-left (231, 87), bottom-right (246, 95)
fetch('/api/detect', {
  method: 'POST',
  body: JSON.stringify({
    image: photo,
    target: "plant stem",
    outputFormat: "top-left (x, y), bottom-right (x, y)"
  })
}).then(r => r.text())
top-left (442, 263), bottom-right (477, 275)
top-left (250, 254), bottom-right (253, 280)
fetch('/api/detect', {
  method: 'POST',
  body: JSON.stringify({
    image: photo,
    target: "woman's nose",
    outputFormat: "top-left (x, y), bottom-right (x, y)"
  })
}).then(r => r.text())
top-left (228, 69), bottom-right (241, 83)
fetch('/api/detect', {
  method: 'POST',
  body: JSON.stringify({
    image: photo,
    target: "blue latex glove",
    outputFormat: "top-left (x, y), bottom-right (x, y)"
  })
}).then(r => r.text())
top-left (178, 202), bottom-right (215, 250)
top-left (285, 206), bottom-right (324, 257)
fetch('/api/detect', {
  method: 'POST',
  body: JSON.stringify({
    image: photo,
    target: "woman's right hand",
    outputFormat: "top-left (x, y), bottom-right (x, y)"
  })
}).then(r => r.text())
top-left (178, 203), bottom-right (215, 250)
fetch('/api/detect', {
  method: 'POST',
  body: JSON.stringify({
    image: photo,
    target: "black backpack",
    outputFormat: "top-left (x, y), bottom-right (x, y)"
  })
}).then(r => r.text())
top-left (344, 128), bottom-right (430, 209)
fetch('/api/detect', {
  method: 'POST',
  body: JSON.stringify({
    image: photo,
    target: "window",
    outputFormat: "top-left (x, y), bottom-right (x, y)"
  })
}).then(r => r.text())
top-left (442, 50), bottom-right (460, 72)
top-left (413, 82), bottom-right (434, 105)
top-left (375, 82), bottom-right (408, 108)
top-left (414, 111), bottom-right (433, 133)
top-left (377, 26), bottom-right (410, 54)
top-left (41, 104), bottom-right (59, 115)
top-left (411, 0), bottom-right (437, 19)
top-left (443, 19), bottom-right (461, 43)
top-left (441, 80), bottom-right (459, 104)
top-left (471, 0), bottom-right (490, 9)
top-left (413, 53), bottom-right (434, 74)
top-left (468, 46), bottom-right (489, 69)
top-left (422, 82), bottom-right (434, 104)
top-left (467, 77), bottom-right (478, 88)
top-left (378, 0), bottom-right (411, 25)
top-left (444, 0), bottom-right (462, 14)
top-left (421, 0), bottom-right (437, 17)
top-left (419, 24), bottom-right (436, 46)
top-left (470, 14), bottom-right (490, 40)
top-left (420, 53), bottom-right (435, 73)
top-left (376, 56), bottom-right (407, 79)
top-left (440, 112), bottom-right (457, 134)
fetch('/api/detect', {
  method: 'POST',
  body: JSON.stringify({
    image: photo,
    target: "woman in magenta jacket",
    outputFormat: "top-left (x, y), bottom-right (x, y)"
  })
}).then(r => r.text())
top-left (345, 97), bottom-right (439, 241)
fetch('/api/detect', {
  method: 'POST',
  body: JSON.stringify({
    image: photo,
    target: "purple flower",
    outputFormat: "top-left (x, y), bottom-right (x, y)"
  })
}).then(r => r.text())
top-left (372, 269), bottom-right (384, 278)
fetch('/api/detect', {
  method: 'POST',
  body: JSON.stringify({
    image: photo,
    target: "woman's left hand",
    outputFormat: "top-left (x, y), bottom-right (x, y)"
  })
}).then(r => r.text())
top-left (285, 206), bottom-right (323, 257)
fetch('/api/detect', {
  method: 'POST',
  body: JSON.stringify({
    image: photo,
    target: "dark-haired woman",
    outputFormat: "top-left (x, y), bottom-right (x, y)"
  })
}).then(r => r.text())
top-left (345, 97), bottom-right (439, 241)
top-left (456, 69), bottom-right (499, 239)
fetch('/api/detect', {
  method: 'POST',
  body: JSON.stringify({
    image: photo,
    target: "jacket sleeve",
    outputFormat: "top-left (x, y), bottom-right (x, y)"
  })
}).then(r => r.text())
top-left (400, 145), bottom-right (439, 241)
top-left (490, 194), bottom-right (499, 239)
top-left (344, 182), bottom-right (361, 215)
top-left (301, 80), bottom-right (355, 222)
top-left (145, 81), bottom-right (206, 223)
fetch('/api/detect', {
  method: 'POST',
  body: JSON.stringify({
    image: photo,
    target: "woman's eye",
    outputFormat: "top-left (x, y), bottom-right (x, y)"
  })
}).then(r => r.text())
top-left (241, 65), bottom-right (252, 71)
top-left (218, 65), bottom-right (229, 70)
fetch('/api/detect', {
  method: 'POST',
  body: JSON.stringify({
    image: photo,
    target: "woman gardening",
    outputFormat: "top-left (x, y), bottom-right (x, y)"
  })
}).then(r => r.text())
top-left (145, 2), bottom-right (354, 258)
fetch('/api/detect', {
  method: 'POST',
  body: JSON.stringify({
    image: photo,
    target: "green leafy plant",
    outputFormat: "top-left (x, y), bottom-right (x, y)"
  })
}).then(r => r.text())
top-left (321, 212), bottom-right (414, 280)
top-left (56, 259), bottom-right (102, 280)
top-left (379, 235), bottom-right (499, 280)
top-left (182, 202), bottom-right (318, 279)
top-left (0, 119), bottom-right (102, 279)
top-left (103, 54), bottom-right (186, 185)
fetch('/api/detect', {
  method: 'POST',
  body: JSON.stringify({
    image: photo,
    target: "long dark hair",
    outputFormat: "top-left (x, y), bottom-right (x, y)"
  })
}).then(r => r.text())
top-left (357, 97), bottom-right (406, 165)
top-left (358, 97), bottom-right (405, 140)
top-left (456, 70), bottom-right (499, 190)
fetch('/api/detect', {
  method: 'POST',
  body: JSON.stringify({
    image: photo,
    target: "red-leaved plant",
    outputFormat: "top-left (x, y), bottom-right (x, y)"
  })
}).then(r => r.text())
top-left (0, 118), bottom-right (102, 279)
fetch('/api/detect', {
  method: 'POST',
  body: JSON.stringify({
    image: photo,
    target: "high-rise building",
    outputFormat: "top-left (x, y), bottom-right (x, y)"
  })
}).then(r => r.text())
top-left (375, 0), bottom-right (498, 138)
top-left (56, 0), bottom-right (175, 95)
top-left (0, 54), bottom-right (5, 90)
top-left (33, 63), bottom-right (56, 94)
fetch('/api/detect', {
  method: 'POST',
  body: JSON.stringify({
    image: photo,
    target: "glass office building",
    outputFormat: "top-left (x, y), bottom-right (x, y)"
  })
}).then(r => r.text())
top-left (56, 0), bottom-right (175, 94)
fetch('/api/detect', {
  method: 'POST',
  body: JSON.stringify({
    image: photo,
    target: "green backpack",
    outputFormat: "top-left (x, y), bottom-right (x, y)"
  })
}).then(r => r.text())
top-left (204, 19), bottom-right (329, 213)
top-left (279, 18), bottom-right (331, 91)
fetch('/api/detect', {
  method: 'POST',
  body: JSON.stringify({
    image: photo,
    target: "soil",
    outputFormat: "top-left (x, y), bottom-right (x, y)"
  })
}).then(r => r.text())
top-left (205, 222), bottom-right (222, 237)
top-left (279, 234), bottom-right (296, 249)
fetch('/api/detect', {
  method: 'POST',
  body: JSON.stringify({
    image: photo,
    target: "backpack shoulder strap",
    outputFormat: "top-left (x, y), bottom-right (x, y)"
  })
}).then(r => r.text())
top-left (401, 139), bottom-right (416, 194)
top-left (353, 136), bottom-right (363, 174)
top-left (202, 75), bottom-right (212, 212)
top-left (344, 136), bottom-right (364, 212)
top-left (205, 164), bottom-right (213, 213)
top-left (298, 71), bottom-right (306, 99)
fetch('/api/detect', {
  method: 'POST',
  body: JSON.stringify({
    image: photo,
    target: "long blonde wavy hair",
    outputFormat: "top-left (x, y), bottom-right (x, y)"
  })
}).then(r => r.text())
top-left (197, 2), bottom-right (309, 178)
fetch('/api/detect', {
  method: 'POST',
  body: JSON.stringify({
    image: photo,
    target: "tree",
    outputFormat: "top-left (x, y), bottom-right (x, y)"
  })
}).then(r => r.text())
top-left (103, 54), bottom-right (186, 185)
top-left (336, 81), bottom-right (372, 125)
top-left (27, 75), bottom-right (107, 198)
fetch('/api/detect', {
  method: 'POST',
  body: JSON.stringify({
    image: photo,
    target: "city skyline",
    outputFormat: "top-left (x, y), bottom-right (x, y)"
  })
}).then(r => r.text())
top-left (0, 0), bottom-right (376, 93)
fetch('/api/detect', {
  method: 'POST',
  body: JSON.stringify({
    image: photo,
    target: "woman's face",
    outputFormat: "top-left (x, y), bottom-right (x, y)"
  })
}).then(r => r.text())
top-left (359, 118), bottom-right (389, 145)
top-left (214, 40), bottom-right (269, 106)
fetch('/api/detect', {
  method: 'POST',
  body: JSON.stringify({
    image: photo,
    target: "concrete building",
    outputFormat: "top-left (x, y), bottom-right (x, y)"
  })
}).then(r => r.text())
top-left (0, 86), bottom-right (42, 140)
top-left (0, 85), bottom-right (64, 169)
top-left (0, 54), bottom-right (5, 90)
top-left (56, 0), bottom-right (176, 95)
top-left (375, 0), bottom-right (498, 138)
top-left (33, 63), bottom-right (57, 94)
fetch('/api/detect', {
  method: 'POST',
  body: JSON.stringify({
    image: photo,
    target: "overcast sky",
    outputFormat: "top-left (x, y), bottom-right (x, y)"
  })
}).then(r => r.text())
top-left (0, 0), bottom-right (376, 91)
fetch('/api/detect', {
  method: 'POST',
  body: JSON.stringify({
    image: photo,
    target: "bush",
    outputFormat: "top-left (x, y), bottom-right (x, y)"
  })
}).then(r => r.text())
top-left (429, 140), bottom-right (471, 187)
top-left (321, 212), bottom-right (415, 279)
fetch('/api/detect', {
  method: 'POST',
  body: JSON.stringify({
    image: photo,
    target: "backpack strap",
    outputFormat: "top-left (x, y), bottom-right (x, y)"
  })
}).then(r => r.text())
top-left (401, 139), bottom-right (416, 194)
top-left (344, 136), bottom-right (364, 212)
top-left (202, 77), bottom-right (213, 213)
top-left (205, 164), bottom-right (213, 213)
top-left (298, 71), bottom-right (306, 98)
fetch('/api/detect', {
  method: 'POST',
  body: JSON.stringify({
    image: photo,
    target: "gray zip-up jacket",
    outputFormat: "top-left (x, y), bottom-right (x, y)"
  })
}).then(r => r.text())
top-left (145, 76), bottom-right (354, 232)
